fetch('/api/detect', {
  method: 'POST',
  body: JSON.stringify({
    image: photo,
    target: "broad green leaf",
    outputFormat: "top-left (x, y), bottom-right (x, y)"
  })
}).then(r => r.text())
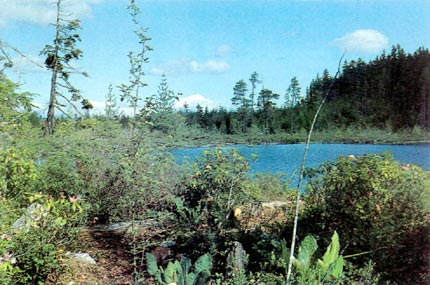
top-left (146, 253), bottom-right (159, 276)
top-left (180, 256), bottom-right (192, 275)
top-left (181, 257), bottom-right (192, 285)
top-left (296, 235), bottom-right (318, 269)
top-left (164, 260), bottom-right (181, 283)
top-left (317, 231), bottom-right (340, 275)
top-left (328, 256), bottom-right (344, 279)
top-left (322, 231), bottom-right (340, 265)
top-left (194, 253), bottom-right (212, 274)
top-left (185, 272), bottom-right (196, 285)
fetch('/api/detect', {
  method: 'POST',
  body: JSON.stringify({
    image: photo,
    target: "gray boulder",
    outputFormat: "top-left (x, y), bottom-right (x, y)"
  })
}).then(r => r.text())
top-left (12, 203), bottom-right (47, 231)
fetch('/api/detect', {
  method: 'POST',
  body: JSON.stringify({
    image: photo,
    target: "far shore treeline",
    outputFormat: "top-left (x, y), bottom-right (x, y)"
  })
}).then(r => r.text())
top-left (166, 45), bottom-right (429, 136)
top-left (98, 45), bottom-right (429, 138)
top-left (2, 45), bottom-right (429, 142)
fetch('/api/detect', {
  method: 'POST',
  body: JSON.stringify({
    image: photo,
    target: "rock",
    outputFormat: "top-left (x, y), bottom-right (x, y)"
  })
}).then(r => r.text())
top-left (66, 252), bottom-right (97, 265)
top-left (261, 200), bottom-right (291, 209)
top-left (235, 201), bottom-right (300, 232)
top-left (12, 203), bottom-right (47, 231)
top-left (52, 252), bottom-right (100, 284)
top-left (227, 241), bottom-right (247, 274)
top-left (89, 219), bottom-right (156, 234)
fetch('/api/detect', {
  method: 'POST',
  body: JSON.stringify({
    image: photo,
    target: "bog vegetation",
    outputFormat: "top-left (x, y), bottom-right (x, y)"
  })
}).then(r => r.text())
top-left (1, 0), bottom-right (430, 284)
top-left (1, 129), bottom-right (429, 284)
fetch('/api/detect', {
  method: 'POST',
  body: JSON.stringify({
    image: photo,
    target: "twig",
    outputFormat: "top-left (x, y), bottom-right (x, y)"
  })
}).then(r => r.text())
top-left (0, 39), bottom-right (46, 70)
top-left (286, 53), bottom-right (345, 284)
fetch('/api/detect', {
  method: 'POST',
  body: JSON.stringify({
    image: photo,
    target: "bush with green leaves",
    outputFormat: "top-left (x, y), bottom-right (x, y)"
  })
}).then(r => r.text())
top-left (35, 151), bottom-right (88, 198)
top-left (7, 193), bottom-right (85, 284)
top-left (0, 147), bottom-right (87, 284)
top-left (89, 147), bottom-right (180, 223)
top-left (0, 148), bottom-right (86, 284)
top-left (205, 231), bottom-right (349, 285)
top-left (301, 153), bottom-right (430, 283)
top-left (0, 148), bottom-right (37, 204)
top-left (172, 148), bottom-right (257, 270)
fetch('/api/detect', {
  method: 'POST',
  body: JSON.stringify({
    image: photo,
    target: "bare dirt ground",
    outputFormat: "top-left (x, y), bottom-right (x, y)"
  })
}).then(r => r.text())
top-left (78, 230), bottom-right (134, 284)
top-left (46, 229), bottom-right (135, 285)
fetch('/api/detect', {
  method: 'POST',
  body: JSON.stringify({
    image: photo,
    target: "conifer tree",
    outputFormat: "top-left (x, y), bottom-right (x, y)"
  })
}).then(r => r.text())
top-left (146, 74), bottom-right (179, 133)
top-left (249, 71), bottom-right (260, 112)
top-left (257, 88), bottom-right (279, 134)
top-left (41, 0), bottom-right (88, 136)
top-left (105, 84), bottom-right (122, 120)
top-left (232, 79), bottom-right (250, 132)
top-left (285, 76), bottom-right (301, 133)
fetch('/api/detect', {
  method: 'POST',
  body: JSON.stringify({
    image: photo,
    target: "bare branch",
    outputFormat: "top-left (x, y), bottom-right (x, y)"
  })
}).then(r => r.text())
top-left (57, 93), bottom-right (83, 116)
top-left (55, 105), bottom-right (73, 119)
top-left (286, 52), bottom-right (345, 284)
top-left (1, 40), bottom-right (46, 70)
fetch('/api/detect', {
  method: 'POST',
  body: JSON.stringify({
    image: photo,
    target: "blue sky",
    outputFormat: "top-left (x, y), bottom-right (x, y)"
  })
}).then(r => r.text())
top-left (1, 0), bottom-right (429, 114)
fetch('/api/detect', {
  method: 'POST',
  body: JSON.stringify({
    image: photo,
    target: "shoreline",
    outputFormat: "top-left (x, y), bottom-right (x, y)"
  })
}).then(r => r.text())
top-left (165, 133), bottom-right (430, 149)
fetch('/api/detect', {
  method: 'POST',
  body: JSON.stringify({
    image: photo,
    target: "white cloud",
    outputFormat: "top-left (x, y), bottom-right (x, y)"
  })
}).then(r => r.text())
top-left (151, 59), bottom-right (230, 76)
top-left (333, 29), bottom-right (389, 54)
top-left (189, 60), bottom-right (230, 73)
top-left (175, 94), bottom-right (215, 110)
top-left (216, 44), bottom-right (232, 57)
top-left (89, 100), bottom-right (105, 109)
top-left (0, 0), bottom-right (101, 27)
top-left (151, 61), bottom-right (190, 76)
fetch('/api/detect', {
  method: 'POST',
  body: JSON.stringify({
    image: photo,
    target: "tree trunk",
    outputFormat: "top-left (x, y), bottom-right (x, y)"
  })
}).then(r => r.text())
top-left (44, 0), bottom-right (61, 136)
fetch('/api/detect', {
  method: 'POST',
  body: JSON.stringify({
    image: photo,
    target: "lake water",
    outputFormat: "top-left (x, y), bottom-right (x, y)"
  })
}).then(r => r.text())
top-left (171, 144), bottom-right (430, 185)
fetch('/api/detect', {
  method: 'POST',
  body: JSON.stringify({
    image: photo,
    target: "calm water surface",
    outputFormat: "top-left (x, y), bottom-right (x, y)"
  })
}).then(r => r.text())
top-left (172, 144), bottom-right (430, 184)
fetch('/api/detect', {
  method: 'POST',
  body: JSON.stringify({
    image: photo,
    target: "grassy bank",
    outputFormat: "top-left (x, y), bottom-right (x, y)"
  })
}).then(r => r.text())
top-left (152, 126), bottom-right (430, 148)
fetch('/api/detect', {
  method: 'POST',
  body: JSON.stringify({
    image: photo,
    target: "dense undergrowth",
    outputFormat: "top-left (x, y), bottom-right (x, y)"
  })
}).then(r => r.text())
top-left (1, 124), bottom-right (429, 284)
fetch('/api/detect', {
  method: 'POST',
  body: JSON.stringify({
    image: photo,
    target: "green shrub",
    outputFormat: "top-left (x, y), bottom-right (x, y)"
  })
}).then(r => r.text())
top-left (0, 148), bottom-right (37, 204)
top-left (246, 173), bottom-right (293, 202)
top-left (35, 151), bottom-right (88, 198)
top-left (1, 192), bottom-right (85, 284)
top-left (0, 200), bottom-right (19, 284)
top-left (301, 153), bottom-right (430, 283)
top-left (89, 147), bottom-right (180, 223)
top-left (168, 148), bottom-right (299, 278)
top-left (172, 149), bottom-right (257, 270)
top-left (0, 147), bottom-right (87, 284)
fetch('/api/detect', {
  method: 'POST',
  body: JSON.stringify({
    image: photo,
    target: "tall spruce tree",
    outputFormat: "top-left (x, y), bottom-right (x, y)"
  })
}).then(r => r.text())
top-left (249, 72), bottom-right (260, 111)
top-left (146, 74), bottom-right (179, 133)
top-left (41, 0), bottom-right (88, 136)
top-left (257, 88), bottom-right (279, 134)
top-left (285, 76), bottom-right (301, 134)
top-left (232, 79), bottom-right (250, 132)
